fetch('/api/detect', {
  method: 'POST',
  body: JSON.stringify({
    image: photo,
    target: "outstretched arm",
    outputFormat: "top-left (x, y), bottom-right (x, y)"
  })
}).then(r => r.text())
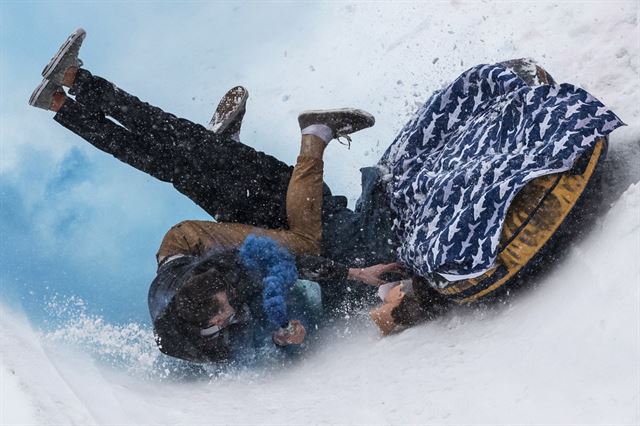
top-left (295, 255), bottom-right (403, 287)
top-left (347, 263), bottom-right (404, 286)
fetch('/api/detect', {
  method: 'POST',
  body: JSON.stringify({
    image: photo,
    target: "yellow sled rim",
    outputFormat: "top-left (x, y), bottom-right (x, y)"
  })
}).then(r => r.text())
top-left (437, 138), bottom-right (606, 304)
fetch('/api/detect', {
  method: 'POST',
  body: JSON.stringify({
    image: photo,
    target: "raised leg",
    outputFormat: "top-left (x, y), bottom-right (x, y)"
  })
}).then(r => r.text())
top-left (54, 70), bottom-right (293, 228)
top-left (54, 98), bottom-right (175, 181)
top-left (273, 134), bottom-right (327, 254)
top-left (263, 109), bottom-right (376, 254)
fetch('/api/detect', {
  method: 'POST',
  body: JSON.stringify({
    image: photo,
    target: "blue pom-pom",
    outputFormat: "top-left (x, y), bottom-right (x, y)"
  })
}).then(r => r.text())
top-left (239, 235), bottom-right (298, 327)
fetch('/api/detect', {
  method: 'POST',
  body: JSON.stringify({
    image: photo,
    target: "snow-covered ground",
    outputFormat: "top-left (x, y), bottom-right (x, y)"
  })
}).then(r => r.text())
top-left (2, 181), bottom-right (639, 424)
top-left (2, 1), bottom-right (639, 424)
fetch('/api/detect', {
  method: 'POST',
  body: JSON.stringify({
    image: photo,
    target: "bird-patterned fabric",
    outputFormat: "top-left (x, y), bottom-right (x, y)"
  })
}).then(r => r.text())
top-left (379, 62), bottom-right (624, 281)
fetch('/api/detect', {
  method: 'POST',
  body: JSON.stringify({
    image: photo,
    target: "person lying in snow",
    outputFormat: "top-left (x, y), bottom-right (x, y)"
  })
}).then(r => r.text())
top-left (30, 29), bottom-right (402, 363)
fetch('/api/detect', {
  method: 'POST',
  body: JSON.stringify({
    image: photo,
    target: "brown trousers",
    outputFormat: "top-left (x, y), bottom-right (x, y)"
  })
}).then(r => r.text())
top-left (156, 155), bottom-right (323, 263)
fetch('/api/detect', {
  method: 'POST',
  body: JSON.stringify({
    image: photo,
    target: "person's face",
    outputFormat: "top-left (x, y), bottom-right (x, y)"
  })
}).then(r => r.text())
top-left (369, 283), bottom-right (406, 335)
top-left (384, 284), bottom-right (405, 305)
top-left (208, 290), bottom-right (236, 327)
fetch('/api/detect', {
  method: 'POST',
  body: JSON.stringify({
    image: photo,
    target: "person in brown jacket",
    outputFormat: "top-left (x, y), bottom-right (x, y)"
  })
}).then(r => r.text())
top-left (30, 29), bottom-right (401, 363)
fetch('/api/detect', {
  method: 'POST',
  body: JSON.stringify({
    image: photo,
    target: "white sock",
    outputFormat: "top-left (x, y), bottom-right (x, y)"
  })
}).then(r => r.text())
top-left (301, 124), bottom-right (334, 144)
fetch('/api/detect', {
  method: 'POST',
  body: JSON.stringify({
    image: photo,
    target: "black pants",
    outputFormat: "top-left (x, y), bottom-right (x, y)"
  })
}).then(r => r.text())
top-left (54, 70), bottom-right (397, 268)
top-left (55, 69), bottom-right (297, 229)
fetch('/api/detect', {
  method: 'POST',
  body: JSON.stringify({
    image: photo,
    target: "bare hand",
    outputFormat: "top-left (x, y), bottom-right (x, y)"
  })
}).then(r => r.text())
top-left (348, 263), bottom-right (404, 286)
top-left (272, 320), bottom-right (306, 346)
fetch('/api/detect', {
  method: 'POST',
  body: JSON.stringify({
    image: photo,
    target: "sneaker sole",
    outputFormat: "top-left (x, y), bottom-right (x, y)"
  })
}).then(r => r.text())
top-left (298, 108), bottom-right (375, 135)
top-left (41, 28), bottom-right (86, 81)
top-left (29, 79), bottom-right (57, 108)
top-left (208, 86), bottom-right (249, 133)
top-left (29, 80), bottom-right (48, 106)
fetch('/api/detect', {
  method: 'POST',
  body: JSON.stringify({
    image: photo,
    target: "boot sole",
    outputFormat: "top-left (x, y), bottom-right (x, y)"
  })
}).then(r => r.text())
top-left (41, 28), bottom-right (86, 82)
top-left (208, 86), bottom-right (249, 133)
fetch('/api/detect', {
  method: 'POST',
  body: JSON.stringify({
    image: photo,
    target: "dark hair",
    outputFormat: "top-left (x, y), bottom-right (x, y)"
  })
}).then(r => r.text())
top-left (154, 305), bottom-right (232, 363)
top-left (173, 248), bottom-right (261, 325)
top-left (390, 295), bottom-right (428, 326)
top-left (174, 268), bottom-right (227, 326)
top-left (171, 250), bottom-right (231, 323)
top-left (153, 248), bottom-right (261, 363)
top-left (391, 276), bottom-right (453, 326)
top-left (198, 249), bottom-right (260, 300)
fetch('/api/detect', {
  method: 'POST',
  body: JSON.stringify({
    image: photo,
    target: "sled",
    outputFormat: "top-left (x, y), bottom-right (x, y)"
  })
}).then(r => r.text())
top-left (432, 63), bottom-right (608, 303)
top-left (435, 137), bottom-right (607, 303)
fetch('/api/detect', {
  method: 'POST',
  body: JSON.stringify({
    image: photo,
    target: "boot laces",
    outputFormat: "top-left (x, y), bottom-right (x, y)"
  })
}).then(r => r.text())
top-left (335, 134), bottom-right (352, 149)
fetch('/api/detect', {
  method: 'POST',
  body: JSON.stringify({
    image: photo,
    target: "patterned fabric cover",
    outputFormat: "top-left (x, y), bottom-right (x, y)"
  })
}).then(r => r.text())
top-left (379, 62), bottom-right (624, 280)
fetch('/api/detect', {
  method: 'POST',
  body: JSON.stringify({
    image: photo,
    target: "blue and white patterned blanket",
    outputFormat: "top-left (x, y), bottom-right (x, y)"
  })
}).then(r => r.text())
top-left (379, 62), bottom-right (624, 281)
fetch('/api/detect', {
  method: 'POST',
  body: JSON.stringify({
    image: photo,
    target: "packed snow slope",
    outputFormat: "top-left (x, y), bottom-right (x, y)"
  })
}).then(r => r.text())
top-left (2, 183), bottom-right (639, 425)
top-left (2, 1), bottom-right (639, 424)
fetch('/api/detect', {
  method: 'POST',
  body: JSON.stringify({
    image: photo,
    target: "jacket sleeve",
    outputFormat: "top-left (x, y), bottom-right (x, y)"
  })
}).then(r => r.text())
top-left (295, 255), bottom-right (349, 285)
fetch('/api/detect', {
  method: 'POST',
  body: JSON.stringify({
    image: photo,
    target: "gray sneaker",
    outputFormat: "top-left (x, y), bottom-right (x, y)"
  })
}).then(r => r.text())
top-left (298, 108), bottom-right (375, 145)
top-left (41, 28), bottom-right (86, 85)
top-left (29, 79), bottom-right (63, 110)
top-left (207, 86), bottom-right (249, 140)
